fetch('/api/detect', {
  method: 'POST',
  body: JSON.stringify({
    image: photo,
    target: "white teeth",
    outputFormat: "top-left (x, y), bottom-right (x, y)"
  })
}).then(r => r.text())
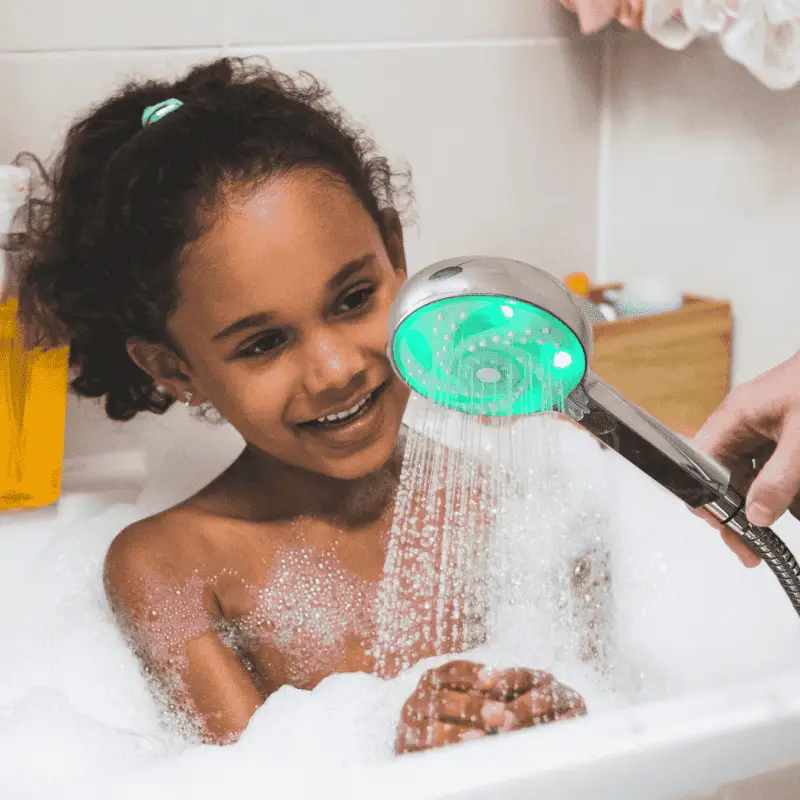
top-left (316, 392), bottom-right (372, 424)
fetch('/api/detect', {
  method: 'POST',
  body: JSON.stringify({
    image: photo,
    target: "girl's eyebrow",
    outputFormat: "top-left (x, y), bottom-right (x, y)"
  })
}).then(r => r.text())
top-left (326, 252), bottom-right (377, 291)
top-left (211, 253), bottom-right (377, 342)
top-left (213, 311), bottom-right (275, 342)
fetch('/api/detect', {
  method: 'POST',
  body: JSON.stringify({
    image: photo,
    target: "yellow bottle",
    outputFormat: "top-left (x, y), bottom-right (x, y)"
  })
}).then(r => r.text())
top-left (0, 297), bottom-right (70, 511)
top-left (564, 272), bottom-right (591, 298)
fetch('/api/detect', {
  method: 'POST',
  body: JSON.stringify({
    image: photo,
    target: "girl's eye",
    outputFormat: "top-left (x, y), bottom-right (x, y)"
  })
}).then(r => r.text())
top-left (336, 286), bottom-right (375, 314)
top-left (239, 331), bottom-right (286, 358)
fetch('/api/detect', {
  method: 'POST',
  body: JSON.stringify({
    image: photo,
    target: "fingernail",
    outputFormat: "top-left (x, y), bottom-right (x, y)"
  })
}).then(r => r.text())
top-left (459, 730), bottom-right (483, 741)
top-left (502, 710), bottom-right (516, 731)
top-left (481, 700), bottom-right (506, 727)
top-left (747, 502), bottom-right (776, 527)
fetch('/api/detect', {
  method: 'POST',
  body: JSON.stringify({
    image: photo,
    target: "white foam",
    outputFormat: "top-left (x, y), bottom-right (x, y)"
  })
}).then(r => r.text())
top-left (2, 418), bottom-right (800, 799)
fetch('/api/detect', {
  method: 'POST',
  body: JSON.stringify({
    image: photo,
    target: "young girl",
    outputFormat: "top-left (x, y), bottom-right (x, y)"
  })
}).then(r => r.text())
top-left (19, 57), bottom-right (589, 751)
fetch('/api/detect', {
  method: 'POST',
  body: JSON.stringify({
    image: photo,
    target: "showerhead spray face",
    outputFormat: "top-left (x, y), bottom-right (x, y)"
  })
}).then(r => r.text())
top-left (392, 295), bottom-right (586, 416)
top-left (388, 258), bottom-right (591, 417)
top-left (388, 256), bottom-right (800, 617)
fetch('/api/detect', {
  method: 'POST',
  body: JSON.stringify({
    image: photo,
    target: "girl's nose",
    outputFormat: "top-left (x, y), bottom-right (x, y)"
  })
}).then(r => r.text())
top-left (303, 331), bottom-right (367, 396)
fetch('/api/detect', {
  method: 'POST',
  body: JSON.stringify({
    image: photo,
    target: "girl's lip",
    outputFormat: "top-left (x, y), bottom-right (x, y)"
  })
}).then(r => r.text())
top-left (298, 381), bottom-right (389, 428)
top-left (296, 379), bottom-right (392, 449)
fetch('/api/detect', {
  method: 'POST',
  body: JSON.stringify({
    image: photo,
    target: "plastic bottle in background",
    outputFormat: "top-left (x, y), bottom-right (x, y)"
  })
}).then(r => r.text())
top-left (0, 162), bottom-right (70, 513)
top-left (564, 272), bottom-right (591, 297)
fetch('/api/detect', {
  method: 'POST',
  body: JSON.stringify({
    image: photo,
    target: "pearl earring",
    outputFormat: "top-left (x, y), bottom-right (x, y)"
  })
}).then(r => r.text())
top-left (183, 391), bottom-right (226, 425)
top-left (194, 401), bottom-right (226, 425)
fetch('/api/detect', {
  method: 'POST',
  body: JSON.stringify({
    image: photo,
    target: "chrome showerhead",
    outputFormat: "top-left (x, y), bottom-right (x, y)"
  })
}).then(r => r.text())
top-left (387, 256), bottom-right (592, 417)
top-left (388, 256), bottom-right (800, 618)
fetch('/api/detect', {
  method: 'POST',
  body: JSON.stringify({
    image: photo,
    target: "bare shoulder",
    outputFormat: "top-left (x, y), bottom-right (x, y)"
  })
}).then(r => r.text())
top-left (103, 504), bottom-right (219, 621)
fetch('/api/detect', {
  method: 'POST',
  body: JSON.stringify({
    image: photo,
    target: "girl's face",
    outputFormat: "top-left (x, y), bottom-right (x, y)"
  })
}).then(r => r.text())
top-left (167, 169), bottom-right (410, 481)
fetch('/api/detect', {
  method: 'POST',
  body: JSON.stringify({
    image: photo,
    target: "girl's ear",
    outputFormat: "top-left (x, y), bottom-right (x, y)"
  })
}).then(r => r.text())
top-left (126, 339), bottom-right (205, 405)
top-left (380, 208), bottom-right (407, 278)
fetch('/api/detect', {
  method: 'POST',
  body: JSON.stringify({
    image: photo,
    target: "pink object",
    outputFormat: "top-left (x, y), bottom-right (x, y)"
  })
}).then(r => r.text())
top-left (617, 0), bottom-right (644, 29)
top-left (559, 0), bottom-right (619, 34)
top-left (558, 0), bottom-right (644, 34)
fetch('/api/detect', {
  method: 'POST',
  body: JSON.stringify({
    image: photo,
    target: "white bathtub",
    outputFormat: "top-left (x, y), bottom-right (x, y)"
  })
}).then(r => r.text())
top-left (4, 448), bottom-right (800, 800)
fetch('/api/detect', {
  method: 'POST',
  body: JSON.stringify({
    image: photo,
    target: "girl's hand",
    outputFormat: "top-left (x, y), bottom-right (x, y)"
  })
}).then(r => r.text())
top-left (395, 659), bottom-right (587, 755)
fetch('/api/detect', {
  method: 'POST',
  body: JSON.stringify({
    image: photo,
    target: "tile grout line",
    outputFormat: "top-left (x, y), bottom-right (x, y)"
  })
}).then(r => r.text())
top-left (0, 35), bottom-right (582, 60)
top-left (594, 33), bottom-right (613, 285)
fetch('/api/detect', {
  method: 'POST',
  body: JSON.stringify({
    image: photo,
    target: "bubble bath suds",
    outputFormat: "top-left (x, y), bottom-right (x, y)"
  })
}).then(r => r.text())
top-left (2, 398), bottom-right (800, 799)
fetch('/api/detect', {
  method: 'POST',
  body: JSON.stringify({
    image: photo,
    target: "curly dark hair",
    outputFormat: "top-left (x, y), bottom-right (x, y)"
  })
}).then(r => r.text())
top-left (19, 56), bottom-right (411, 421)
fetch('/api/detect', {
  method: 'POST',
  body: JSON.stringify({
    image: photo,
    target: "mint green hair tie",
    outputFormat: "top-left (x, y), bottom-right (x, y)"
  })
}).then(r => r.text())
top-left (141, 98), bottom-right (183, 127)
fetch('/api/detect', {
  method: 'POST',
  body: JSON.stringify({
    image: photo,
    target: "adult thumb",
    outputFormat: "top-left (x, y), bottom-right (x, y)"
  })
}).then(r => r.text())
top-left (746, 411), bottom-right (800, 527)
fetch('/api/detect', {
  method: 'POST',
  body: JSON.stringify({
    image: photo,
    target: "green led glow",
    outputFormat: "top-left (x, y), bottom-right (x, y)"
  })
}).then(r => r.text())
top-left (393, 295), bottom-right (587, 416)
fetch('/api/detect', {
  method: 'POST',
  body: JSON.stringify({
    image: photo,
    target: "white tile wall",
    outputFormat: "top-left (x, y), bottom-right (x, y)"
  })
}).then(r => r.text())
top-left (248, 41), bottom-right (602, 275)
top-left (0, 51), bottom-right (223, 161)
top-left (1, 0), bottom-right (227, 52)
top-left (0, 1), bottom-right (599, 460)
top-left (603, 34), bottom-right (800, 387)
top-left (226, 0), bottom-right (578, 45)
top-left (6, 3), bottom-right (799, 450)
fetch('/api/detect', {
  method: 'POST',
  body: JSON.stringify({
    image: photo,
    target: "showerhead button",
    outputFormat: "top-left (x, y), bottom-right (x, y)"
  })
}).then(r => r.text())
top-left (476, 367), bottom-right (502, 383)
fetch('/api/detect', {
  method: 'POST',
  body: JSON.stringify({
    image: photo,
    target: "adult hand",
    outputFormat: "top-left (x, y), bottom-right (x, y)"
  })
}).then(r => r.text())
top-left (395, 660), bottom-right (586, 755)
top-left (693, 351), bottom-right (800, 567)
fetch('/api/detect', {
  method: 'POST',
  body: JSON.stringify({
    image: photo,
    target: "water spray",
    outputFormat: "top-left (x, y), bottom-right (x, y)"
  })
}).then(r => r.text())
top-left (388, 256), bottom-right (800, 617)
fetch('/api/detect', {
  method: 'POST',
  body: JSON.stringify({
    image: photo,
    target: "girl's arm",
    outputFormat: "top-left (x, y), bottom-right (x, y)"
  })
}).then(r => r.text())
top-left (104, 526), bottom-right (267, 745)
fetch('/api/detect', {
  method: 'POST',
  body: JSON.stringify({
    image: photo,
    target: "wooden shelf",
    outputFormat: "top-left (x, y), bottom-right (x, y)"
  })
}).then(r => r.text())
top-left (588, 284), bottom-right (732, 436)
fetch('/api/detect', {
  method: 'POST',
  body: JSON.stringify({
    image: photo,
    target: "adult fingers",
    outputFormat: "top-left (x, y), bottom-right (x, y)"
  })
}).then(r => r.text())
top-left (744, 410), bottom-right (800, 527)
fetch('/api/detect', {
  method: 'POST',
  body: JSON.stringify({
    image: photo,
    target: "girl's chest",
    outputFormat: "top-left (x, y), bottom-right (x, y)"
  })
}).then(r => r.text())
top-left (211, 523), bottom-right (387, 689)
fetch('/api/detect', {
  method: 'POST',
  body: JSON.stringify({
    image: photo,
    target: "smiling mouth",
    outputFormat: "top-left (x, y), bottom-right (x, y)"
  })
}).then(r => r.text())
top-left (300, 382), bottom-right (388, 430)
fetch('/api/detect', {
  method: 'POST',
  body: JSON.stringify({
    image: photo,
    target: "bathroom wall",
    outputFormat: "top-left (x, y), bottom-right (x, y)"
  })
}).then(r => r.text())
top-left (4, 5), bottom-right (798, 458)
top-left (602, 33), bottom-right (800, 388)
top-left (0, 0), bottom-right (602, 460)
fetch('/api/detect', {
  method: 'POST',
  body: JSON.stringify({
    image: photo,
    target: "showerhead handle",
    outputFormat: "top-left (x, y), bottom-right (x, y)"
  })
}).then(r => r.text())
top-left (563, 369), bottom-right (800, 617)
top-left (564, 372), bottom-right (732, 505)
